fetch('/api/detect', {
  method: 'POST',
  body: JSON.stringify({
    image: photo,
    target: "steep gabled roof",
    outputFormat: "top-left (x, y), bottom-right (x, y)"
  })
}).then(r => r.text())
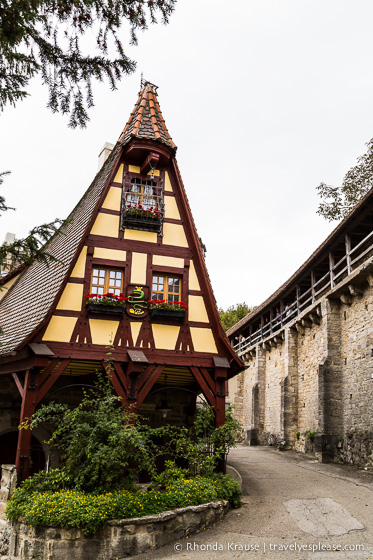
top-left (0, 144), bottom-right (122, 355)
top-left (0, 83), bottom-right (196, 358)
top-left (119, 81), bottom-right (176, 150)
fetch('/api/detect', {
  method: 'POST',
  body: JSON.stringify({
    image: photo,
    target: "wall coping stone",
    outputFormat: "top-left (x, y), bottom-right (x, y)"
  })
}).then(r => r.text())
top-left (3, 499), bottom-right (230, 559)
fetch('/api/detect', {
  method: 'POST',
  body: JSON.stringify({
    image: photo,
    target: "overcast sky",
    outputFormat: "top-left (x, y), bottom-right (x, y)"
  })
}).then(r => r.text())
top-left (1, 0), bottom-right (373, 309)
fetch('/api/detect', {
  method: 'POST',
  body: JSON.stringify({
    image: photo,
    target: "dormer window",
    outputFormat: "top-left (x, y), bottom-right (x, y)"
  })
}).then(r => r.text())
top-left (121, 172), bottom-right (164, 235)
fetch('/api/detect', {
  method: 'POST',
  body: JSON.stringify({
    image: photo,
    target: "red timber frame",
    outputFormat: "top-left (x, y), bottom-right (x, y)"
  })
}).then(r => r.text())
top-left (0, 135), bottom-right (242, 482)
top-left (5, 359), bottom-right (71, 482)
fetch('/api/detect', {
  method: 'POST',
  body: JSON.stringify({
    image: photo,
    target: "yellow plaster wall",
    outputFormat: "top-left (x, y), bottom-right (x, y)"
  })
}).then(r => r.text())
top-left (189, 261), bottom-right (201, 291)
top-left (130, 253), bottom-right (147, 284)
top-left (113, 164), bottom-right (124, 184)
top-left (56, 283), bottom-right (83, 311)
top-left (164, 196), bottom-right (180, 220)
top-left (190, 327), bottom-right (217, 354)
top-left (90, 213), bottom-right (119, 238)
top-left (130, 322), bottom-right (142, 346)
top-left (93, 248), bottom-right (126, 262)
top-left (162, 223), bottom-right (188, 247)
top-left (164, 171), bottom-right (173, 192)
top-left (124, 230), bottom-right (157, 243)
top-left (102, 187), bottom-right (122, 211)
top-left (188, 295), bottom-right (209, 323)
top-left (152, 324), bottom-right (180, 350)
top-left (0, 274), bottom-right (20, 301)
top-left (43, 316), bottom-right (78, 343)
top-left (89, 319), bottom-right (119, 345)
top-left (152, 255), bottom-right (184, 269)
top-left (71, 246), bottom-right (87, 278)
top-left (128, 165), bottom-right (140, 173)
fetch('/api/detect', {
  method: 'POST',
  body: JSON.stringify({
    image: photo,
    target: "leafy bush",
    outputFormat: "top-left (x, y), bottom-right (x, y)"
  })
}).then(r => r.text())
top-left (23, 369), bottom-right (172, 492)
top-left (6, 474), bottom-right (241, 536)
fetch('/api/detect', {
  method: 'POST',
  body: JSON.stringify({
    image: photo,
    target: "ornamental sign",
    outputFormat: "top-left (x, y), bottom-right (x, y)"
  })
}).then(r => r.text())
top-left (126, 285), bottom-right (149, 318)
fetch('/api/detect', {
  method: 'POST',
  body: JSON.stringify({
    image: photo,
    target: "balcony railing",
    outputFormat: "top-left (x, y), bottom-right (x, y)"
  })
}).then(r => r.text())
top-left (121, 175), bottom-right (165, 235)
top-left (233, 228), bottom-right (373, 356)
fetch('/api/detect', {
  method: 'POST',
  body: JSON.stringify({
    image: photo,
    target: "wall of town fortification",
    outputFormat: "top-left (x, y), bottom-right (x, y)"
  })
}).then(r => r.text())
top-left (228, 264), bottom-right (373, 468)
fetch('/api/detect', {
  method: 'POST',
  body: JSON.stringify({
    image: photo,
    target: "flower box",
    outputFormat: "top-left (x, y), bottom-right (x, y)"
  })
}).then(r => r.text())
top-left (124, 214), bottom-right (162, 233)
top-left (150, 308), bottom-right (186, 321)
top-left (86, 303), bottom-right (125, 316)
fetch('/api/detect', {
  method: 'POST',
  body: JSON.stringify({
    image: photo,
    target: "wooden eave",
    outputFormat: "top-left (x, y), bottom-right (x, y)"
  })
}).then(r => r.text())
top-left (228, 187), bottom-right (373, 337)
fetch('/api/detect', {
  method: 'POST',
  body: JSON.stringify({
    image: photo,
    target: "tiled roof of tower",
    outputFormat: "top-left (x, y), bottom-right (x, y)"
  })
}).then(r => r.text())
top-left (119, 82), bottom-right (176, 149)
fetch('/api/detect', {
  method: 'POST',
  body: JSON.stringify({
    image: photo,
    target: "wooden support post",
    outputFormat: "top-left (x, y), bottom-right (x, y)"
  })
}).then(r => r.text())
top-left (345, 234), bottom-right (352, 275)
top-left (15, 360), bottom-right (71, 483)
top-left (311, 271), bottom-right (316, 304)
top-left (329, 252), bottom-right (335, 289)
top-left (296, 285), bottom-right (300, 315)
top-left (214, 367), bottom-right (227, 473)
top-left (15, 371), bottom-right (36, 483)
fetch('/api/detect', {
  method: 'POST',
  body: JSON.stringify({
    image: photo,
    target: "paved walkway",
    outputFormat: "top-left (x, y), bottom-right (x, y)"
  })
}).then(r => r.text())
top-left (132, 445), bottom-right (373, 560)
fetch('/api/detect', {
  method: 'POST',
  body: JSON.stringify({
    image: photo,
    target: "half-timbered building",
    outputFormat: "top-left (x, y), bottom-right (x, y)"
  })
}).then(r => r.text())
top-left (0, 81), bottom-right (242, 480)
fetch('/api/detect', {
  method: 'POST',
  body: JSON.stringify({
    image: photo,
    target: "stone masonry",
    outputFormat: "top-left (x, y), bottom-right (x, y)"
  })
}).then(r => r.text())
top-left (228, 260), bottom-right (373, 468)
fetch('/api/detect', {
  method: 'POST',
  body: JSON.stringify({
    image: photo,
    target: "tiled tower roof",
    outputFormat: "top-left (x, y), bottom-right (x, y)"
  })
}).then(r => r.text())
top-left (119, 81), bottom-right (176, 149)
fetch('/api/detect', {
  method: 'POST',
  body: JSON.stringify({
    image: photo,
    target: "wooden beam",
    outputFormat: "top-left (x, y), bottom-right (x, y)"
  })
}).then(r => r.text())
top-left (37, 359), bottom-right (61, 392)
top-left (0, 357), bottom-right (49, 376)
top-left (103, 362), bottom-right (127, 403)
top-left (12, 372), bottom-right (24, 398)
top-left (133, 364), bottom-right (153, 400)
top-left (311, 271), bottom-right (316, 304)
top-left (190, 366), bottom-right (215, 408)
top-left (345, 234), bottom-right (352, 275)
top-left (329, 252), bottom-right (335, 289)
top-left (16, 371), bottom-right (36, 481)
top-left (137, 365), bottom-right (164, 407)
top-left (200, 367), bottom-right (215, 393)
top-left (36, 359), bottom-right (71, 405)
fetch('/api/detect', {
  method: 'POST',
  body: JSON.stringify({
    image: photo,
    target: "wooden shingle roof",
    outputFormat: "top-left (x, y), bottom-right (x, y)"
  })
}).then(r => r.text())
top-left (119, 82), bottom-right (176, 150)
top-left (0, 144), bottom-right (122, 355)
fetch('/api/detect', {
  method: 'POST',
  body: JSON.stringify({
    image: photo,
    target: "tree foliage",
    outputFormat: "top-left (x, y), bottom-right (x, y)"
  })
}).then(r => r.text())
top-left (25, 369), bottom-right (165, 491)
top-left (0, 0), bottom-right (176, 127)
top-left (317, 138), bottom-right (373, 221)
top-left (219, 302), bottom-right (253, 331)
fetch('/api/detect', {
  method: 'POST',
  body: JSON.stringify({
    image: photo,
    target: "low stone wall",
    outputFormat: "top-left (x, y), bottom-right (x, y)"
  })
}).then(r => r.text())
top-left (4, 500), bottom-right (229, 560)
top-left (0, 464), bottom-right (230, 559)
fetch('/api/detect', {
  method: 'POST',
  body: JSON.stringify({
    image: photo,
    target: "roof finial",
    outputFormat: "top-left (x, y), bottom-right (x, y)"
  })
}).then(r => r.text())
top-left (140, 76), bottom-right (159, 93)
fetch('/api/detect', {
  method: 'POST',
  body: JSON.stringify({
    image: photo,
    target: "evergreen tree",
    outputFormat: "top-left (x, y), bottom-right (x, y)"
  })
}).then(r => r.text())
top-left (0, 0), bottom-right (175, 127)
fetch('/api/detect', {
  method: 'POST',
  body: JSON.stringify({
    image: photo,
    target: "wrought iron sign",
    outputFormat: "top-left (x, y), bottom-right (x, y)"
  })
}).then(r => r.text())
top-left (126, 285), bottom-right (149, 317)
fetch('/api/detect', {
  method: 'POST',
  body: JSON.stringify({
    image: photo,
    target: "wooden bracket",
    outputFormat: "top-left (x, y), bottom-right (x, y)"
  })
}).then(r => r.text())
top-left (140, 152), bottom-right (160, 175)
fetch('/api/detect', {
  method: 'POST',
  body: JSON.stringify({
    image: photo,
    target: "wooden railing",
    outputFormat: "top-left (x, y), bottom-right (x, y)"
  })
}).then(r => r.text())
top-left (233, 229), bottom-right (373, 356)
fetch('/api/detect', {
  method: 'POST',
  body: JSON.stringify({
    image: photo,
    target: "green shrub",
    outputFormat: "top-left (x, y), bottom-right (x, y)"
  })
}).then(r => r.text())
top-left (307, 431), bottom-right (316, 443)
top-left (6, 474), bottom-right (241, 536)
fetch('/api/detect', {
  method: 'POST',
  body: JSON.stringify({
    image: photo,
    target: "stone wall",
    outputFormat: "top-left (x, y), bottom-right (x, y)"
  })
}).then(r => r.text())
top-left (0, 463), bottom-right (229, 560)
top-left (229, 261), bottom-right (373, 468)
top-left (3, 501), bottom-right (229, 560)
